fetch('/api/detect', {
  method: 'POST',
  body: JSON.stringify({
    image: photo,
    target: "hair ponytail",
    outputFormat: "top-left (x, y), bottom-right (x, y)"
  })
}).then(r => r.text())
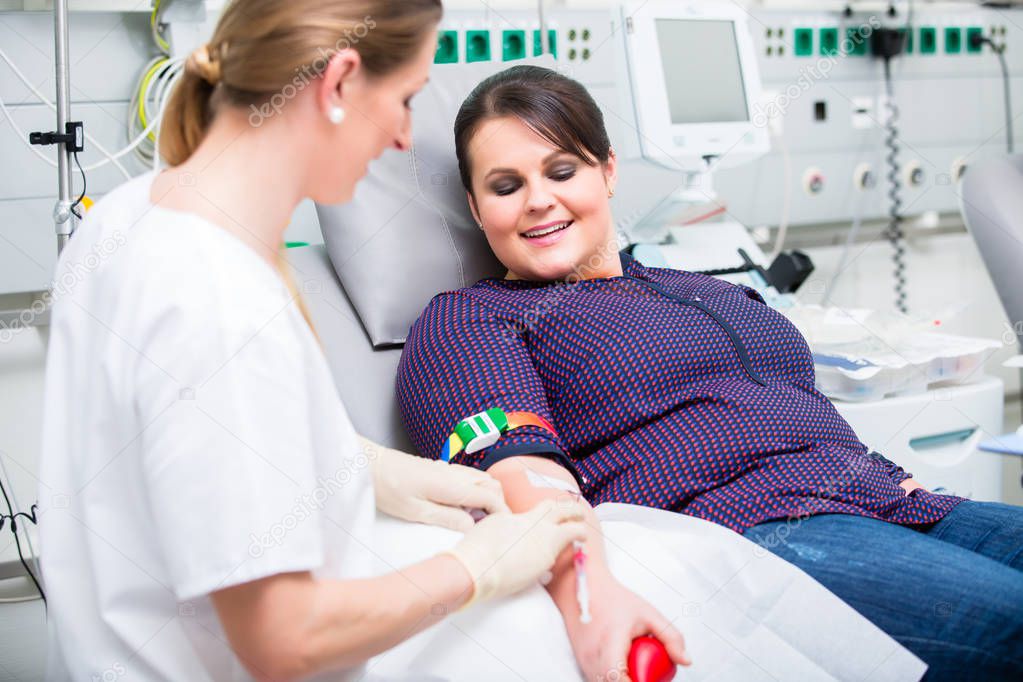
top-left (158, 0), bottom-right (441, 167)
top-left (159, 58), bottom-right (217, 167)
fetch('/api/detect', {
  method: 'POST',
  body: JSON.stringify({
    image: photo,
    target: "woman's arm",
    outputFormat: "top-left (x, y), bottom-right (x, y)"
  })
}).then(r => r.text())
top-left (211, 555), bottom-right (471, 680)
top-left (488, 455), bottom-right (690, 680)
top-left (211, 497), bottom-right (588, 681)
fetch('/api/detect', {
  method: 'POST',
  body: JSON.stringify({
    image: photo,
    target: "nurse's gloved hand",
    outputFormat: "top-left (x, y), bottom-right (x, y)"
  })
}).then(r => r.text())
top-left (362, 436), bottom-right (510, 532)
top-left (444, 499), bottom-right (589, 606)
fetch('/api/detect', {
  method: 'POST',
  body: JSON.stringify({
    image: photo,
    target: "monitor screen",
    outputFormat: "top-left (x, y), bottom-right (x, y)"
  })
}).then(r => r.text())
top-left (655, 19), bottom-right (750, 125)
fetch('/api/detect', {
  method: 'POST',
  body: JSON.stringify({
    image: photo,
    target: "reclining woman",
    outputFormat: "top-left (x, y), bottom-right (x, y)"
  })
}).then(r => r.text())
top-left (397, 65), bottom-right (1023, 680)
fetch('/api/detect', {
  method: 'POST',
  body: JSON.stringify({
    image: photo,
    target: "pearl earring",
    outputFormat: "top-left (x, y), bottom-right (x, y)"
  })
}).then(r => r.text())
top-left (328, 106), bottom-right (346, 125)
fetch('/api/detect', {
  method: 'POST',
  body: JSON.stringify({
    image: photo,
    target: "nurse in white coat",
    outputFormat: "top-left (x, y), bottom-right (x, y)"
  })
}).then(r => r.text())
top-left (36, 1), bottom-right (589, 679)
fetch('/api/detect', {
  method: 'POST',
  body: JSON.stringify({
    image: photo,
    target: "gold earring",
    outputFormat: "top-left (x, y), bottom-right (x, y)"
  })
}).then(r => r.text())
top-left (608, 187), bottom-right (615, 198)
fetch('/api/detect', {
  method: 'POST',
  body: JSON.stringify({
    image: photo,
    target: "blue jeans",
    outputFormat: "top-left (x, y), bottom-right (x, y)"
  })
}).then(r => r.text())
top-left (743, 501), bottom-right (1023, 681)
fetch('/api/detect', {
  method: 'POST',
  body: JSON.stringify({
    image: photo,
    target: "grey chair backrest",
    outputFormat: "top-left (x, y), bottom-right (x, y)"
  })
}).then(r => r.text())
top-left (285, 244), bottom-right (414, 450)
top-left (294, 57), bottom-right (555, 448)
top-left (959, 154), bottom-right (1023, 346)
top-left (317, 57), bottom-right (555, 349)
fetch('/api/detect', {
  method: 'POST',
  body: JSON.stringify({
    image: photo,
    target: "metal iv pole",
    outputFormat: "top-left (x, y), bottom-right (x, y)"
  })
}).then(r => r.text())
top-left (27, 0), bottom-right (77, 255)
top-left (53, 0), bottom-right (75, 254)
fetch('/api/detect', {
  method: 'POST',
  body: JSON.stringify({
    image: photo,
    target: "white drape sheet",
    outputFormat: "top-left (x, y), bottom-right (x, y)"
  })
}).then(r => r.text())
top-left (356, 503), bottom-right (926, 682)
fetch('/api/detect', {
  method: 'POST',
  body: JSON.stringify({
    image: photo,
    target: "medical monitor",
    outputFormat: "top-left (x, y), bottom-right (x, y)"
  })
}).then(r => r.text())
top-left (620, 1), bottom-right (769, 171)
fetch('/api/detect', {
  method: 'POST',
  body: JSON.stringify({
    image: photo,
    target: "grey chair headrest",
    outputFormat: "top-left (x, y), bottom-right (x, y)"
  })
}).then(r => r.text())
top-left (959, 154), bottom-right (1023, 343)
top-left (316, 57), bottom-right (556, 348)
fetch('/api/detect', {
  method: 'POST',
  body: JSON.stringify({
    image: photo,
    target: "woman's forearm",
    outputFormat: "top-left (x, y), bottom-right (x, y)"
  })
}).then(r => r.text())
top-left (215, 554), bottom-right (474, 680)
top-left (300, 554), bottom-right (473, 675)
top-left (487, 456), bottom-right (611, 628)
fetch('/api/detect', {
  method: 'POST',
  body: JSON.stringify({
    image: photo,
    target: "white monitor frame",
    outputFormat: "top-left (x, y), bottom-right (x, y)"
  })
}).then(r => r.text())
top-left (620, 1), bottom-right (770, 172)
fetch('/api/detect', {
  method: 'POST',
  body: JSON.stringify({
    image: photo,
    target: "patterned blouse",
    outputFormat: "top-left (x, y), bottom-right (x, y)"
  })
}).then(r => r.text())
top-left (396, 253), bottom-right (964, 533)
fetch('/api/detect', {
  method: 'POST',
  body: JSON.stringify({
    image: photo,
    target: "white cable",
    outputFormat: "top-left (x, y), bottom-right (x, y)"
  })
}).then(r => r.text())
top-left (124, 58), bottom-right (185, 167)
top-left (0, 44), bottom-right (131, 180)
top-left (0, 93), bottom-right (58, 167)
top-left (85, 110), bottom-right (162, 168)
top-left (768, 131), bottom-right (792, 262)
top-left (824, 187), bottom-right (868, 305)
top-left (128, 56), bottom-right (168, 165)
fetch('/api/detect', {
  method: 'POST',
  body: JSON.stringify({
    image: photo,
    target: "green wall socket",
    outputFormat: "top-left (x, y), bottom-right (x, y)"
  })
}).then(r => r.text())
top-left (503, 30), bottom-right (526, 61)
top-left (919, 27), bottom-right (937, 54)
top-left (966, 27), bottom-right (983, 53)
top-left (435, 30), bottom-right (458, 64)
top-left (945, 27), bottom-right (962, 54)
top-left (794, 28), bottom-right (813, 56)
top-left (846, 26), bottom-right (869, 55)
top-left (466, 30), bottom-right (491, 63)
top-left (820, 27), bottom-right (839, 56)
top-left (533, 29), bottom-right (557, 57)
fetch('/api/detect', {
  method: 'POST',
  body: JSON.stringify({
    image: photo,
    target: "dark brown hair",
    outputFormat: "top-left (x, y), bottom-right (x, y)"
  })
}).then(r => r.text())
top-left (454, 65), bottom-right (611, 194)
top-left (161, 0), bottom-right (442, 166)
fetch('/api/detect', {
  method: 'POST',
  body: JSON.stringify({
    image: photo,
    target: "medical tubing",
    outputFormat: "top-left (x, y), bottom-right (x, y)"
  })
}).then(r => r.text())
top-left (998, 47), bottom-right (1014, 154)
top-left (0, 455), bottom-right (41, 586)
top-left (826, 186), bottom-right (868, 304)
top-left (985, 37), bottom-right (1014, 154)
top-left (70, 152), bottom-right (87, 219)
top-left (0, 45), bottom-right (131, 179)
top-left (882, 59), bottom-right (908, 314)
top-left (0, 478), bottom-right (45, 605)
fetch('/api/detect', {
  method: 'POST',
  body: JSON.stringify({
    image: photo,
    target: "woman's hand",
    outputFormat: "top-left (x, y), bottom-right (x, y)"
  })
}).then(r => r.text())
top-left (899, 478), bottom-right (925, 495)
top-left (362, 436), bottom-right (510, 531)
top-left (565, 575), bottom-right (691, 681)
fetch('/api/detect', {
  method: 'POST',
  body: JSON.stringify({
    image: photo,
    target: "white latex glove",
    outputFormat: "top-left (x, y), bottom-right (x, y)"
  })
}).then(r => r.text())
top-left (362, 436), bottom-right (511, 532)
top-left (444, 499), bottom-right (589, 606)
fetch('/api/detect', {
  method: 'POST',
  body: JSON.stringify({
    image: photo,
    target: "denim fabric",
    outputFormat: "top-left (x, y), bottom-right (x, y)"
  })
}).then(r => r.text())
top-left (743, 501), bottom-right (1023, 680)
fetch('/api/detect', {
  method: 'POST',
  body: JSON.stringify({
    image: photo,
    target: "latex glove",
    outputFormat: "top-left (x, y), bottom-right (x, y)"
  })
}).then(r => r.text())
top-left (363, 436), bottom-right (510, 532)
top-left (444, 499), bottom-right (589, 606)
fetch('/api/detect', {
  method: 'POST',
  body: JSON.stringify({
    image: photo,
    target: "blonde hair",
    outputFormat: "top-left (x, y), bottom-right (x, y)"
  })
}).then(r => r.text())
top-left (161, 0), bottom-right (441, 166)
top-left (159, 0), bottom-right (441, 335)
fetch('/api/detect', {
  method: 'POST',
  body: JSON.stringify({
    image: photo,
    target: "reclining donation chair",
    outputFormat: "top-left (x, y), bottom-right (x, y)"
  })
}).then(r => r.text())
top-left (282, 58), bottom-right (528, 448)
top-left (281, 56), bottom-right (930, 682)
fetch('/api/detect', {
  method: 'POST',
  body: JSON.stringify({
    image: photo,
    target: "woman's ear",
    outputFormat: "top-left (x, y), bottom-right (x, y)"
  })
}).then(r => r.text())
top-left (317, 49), bottom-right (362, 122)
top-left (466, 191), bottom-right (483, 228)
top-left (604, 147), bottom-right (618, 196)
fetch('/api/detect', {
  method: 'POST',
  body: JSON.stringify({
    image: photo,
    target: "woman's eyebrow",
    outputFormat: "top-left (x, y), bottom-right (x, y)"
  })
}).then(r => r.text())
top-left (483, 151), bottom-right (568, 180)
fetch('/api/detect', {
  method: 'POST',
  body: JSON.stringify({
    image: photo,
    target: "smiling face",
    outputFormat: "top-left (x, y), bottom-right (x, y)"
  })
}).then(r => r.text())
top-left (465, 116), bottom-right (620, 282)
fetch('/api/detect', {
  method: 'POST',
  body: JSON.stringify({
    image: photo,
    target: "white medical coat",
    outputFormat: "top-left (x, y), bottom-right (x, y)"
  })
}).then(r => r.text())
top-left (38, 172), bottom-right (378, 681)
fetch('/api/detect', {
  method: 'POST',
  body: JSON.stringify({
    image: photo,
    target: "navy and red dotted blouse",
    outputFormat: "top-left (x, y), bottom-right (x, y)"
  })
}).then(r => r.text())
top-left (396, 253), bottom-right (964, 534)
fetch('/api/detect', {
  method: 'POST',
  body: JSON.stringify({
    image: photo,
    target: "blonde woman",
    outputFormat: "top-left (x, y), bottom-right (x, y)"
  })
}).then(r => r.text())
top-left (37, 3), bottom-right (590, 680)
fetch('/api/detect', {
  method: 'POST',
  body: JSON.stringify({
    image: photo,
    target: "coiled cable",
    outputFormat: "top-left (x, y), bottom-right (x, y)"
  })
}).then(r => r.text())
top-left (882, 58), bottom-right (908, 314)
top-left (0, 477), bottom-right (44, 606)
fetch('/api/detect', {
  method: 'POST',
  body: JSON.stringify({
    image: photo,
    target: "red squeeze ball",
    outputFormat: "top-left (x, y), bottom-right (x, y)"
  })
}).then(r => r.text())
top-left (628, 636), bottom-right (676, 682)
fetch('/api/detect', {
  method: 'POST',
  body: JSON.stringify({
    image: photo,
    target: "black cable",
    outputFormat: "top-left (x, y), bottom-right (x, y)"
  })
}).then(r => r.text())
top-left (0, 478), bottom-right (45, 606)
top-left (882, 58), bottom-right (909, 314)
top-left (70, 151), bottom-right (87, 220)
top-left (974, 35), bottom-right (1014, 154)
